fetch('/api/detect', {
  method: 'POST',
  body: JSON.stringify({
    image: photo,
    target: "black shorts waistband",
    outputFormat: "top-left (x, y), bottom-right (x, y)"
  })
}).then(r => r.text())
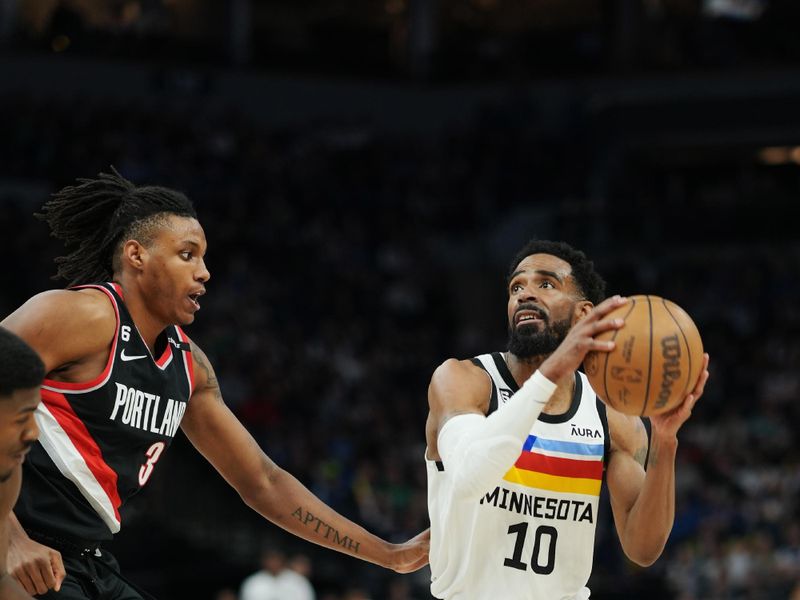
top-left (25, 529), bottom-right (102, 558)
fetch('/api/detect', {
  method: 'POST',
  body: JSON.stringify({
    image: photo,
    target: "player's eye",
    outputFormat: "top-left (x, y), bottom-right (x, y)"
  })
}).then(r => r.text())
top-left (540, 280), bottom-right (555, 289)
top-left (180, 251), bottom-right (192, 260)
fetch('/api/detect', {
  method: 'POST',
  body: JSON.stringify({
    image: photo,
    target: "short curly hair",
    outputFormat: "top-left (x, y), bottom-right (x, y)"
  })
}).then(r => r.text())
top-left (507, 239), bottom-right (607, 306)
top-left (0, 327), bottom-right (45, 396)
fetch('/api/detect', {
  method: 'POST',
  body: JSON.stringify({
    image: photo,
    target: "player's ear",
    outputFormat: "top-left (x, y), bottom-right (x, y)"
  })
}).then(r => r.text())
top-left (121, 240), bottom-right (147, 272)
top-left (574, 300), bottom-right (594, 321)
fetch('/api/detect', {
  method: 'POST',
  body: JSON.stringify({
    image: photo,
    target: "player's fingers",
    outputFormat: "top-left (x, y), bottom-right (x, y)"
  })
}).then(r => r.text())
top-left (588, 295), bottom-right (628, 320)
top-left (586, 317), bottom-right (625, 337)
top-left (12, 569), bottom-right (37, 596)
top-left (691, 355), bottom-right (710, 397)
top-left (403, 554), bottom-right (429, 573)
top-left (36, 555), bottom-right (60, 592)
top-left (25, 564), bottom-right (51, 596)
top-left (587, 338), bottom-right (616, 353)
top-left (51, 551), bottom-right (66, 591)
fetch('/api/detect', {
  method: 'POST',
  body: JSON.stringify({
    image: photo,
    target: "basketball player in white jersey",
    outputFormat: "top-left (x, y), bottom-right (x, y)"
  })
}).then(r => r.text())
top-left (425, 240), bottom-right (710, 600)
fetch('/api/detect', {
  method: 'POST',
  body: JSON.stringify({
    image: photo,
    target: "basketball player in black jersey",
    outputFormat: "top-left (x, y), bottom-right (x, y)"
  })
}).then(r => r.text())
top-left (0, 328), bottom-right (44, 599)
top-left (1, 169), bottom-right (429, 599)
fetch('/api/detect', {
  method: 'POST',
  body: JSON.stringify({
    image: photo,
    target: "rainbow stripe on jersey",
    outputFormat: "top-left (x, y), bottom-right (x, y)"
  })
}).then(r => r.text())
top-left (503, 435), bottom-right (604, 496)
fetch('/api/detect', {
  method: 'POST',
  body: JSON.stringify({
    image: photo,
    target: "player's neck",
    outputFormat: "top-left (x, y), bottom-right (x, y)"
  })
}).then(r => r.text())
top-left (504, 351), bottom-right (545, 383)
top-left (116, 282), bottom-right (169, 353)
top-left (504, 351), bottom-right (575, 411)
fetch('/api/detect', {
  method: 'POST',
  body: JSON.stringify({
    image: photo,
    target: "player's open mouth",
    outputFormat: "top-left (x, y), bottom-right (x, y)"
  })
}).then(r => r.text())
top-left (188, 292), bottom-right (203, 310)
top-left (515, 310), bottom-right (545, 326)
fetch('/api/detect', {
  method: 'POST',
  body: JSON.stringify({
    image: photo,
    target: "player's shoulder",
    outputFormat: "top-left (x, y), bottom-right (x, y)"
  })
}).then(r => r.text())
top-left (2, 288), bottom-right (116, 356)
top-left (431, 357), bottom-right (486, 383)
top-left (428, 356), bottom-right (492, 406)
top-left (27, 288), bottom-right (115, 325)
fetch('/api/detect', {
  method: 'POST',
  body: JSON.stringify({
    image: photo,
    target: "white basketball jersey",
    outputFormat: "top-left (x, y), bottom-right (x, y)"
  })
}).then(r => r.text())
top-left (426, 353), bottom-right (609, 600)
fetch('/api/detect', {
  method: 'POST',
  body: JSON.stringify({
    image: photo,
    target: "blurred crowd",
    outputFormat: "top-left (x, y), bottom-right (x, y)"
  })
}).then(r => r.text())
top-left (10, 0), bottom-right (800, 80)
top-left (0, 87), bottom-right (798, 600)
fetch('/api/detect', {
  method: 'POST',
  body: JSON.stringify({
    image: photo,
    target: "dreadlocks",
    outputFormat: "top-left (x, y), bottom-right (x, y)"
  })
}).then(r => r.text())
top-left (36, 168), bottom-right (197, 286)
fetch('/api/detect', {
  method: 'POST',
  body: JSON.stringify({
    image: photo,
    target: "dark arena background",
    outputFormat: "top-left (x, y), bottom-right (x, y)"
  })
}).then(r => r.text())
top-left (1, 1), bottom-right (800, 599)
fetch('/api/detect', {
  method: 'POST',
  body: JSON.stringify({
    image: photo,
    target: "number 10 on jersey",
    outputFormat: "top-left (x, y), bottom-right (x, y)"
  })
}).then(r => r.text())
top-left (504, 522), bottom-right (558, 574)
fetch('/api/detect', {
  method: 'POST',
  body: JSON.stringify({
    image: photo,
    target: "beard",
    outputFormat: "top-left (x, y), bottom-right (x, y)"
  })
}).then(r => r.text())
top-left (508, 315), bottom-right (572, 358)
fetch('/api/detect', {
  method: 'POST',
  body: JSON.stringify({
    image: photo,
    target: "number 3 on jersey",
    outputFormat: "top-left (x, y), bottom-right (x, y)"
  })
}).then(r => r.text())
top-left (504, 522), bottom-right (558, 574)
top-left (139, 441), bottom-right (166, 486)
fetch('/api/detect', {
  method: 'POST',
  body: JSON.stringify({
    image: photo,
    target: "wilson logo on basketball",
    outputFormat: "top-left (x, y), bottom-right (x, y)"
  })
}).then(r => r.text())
top-left (655, 335), bottom-right (682, 410)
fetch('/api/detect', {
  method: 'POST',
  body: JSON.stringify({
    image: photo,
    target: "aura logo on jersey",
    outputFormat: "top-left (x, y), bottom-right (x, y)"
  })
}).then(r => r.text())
top-left (570, 424), bottom-right (602, 439)
top-left (110, 382), bottom-right (186, 437)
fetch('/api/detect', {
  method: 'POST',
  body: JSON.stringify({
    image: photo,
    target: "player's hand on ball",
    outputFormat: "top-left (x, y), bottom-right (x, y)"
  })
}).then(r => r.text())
top-left (650, 353), bottom-right (710, 438)
top-left (539, 295), bottom-right (628, 383)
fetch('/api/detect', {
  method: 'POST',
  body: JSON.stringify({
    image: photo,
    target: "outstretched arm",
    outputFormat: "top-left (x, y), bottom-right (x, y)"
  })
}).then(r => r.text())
top-left (181, 343), bottom-right (428, 573)
top-left (606, 354), bottom-right (710, 566)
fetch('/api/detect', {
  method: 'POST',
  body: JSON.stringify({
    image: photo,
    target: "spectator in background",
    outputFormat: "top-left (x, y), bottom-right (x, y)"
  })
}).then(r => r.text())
top-left (341, 589), bottom-right (372, 600)
top-left (0, 327), bottom-right (44, 599)
top-left (240, 548), bottom-right (283, 600)
top-left (285, 554), bottom-right (316, 600)
top-left (240, 548), bottom-right (315, 600)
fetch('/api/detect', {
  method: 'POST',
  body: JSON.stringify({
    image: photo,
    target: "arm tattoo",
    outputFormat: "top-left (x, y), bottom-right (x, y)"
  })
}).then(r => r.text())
top-left (292, 507), bottom-right (361, 554)
top-left (633, 418), bottom-right (650, 469)
top-left (193, 345), bottom-right (223, 403)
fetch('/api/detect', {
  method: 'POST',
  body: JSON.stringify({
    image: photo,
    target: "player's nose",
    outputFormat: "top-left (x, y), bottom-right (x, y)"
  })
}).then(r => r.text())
top-left (196, 258), bottom-right (211, 283)
top-left (23, 416), bottom-right (39, 443)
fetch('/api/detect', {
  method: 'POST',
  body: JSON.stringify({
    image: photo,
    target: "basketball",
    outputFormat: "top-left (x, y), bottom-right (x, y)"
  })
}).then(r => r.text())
top-left (583, 295), bottom-right (704, 416)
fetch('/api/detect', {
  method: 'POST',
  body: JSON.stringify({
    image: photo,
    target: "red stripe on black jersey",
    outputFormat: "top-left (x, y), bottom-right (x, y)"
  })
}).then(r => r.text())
top-left (155, 344), bottom-right (173, 368)
top-left (19, 282), bottom-right (194, 540)
top-left (40, 388), bottom-right (123, 523)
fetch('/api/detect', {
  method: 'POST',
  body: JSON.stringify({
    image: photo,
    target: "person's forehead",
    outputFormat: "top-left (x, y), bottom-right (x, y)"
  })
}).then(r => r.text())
top-left (514, 253), bottom-right (573, 278)
top-left (159, 215), bottom-right (206, 241)
top-left (0, 387), bottom-right (40, 414)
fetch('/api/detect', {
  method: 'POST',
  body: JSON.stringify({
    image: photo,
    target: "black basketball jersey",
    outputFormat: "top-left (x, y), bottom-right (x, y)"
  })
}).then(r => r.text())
top-left (15, 283), bottom-right (194, 541)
